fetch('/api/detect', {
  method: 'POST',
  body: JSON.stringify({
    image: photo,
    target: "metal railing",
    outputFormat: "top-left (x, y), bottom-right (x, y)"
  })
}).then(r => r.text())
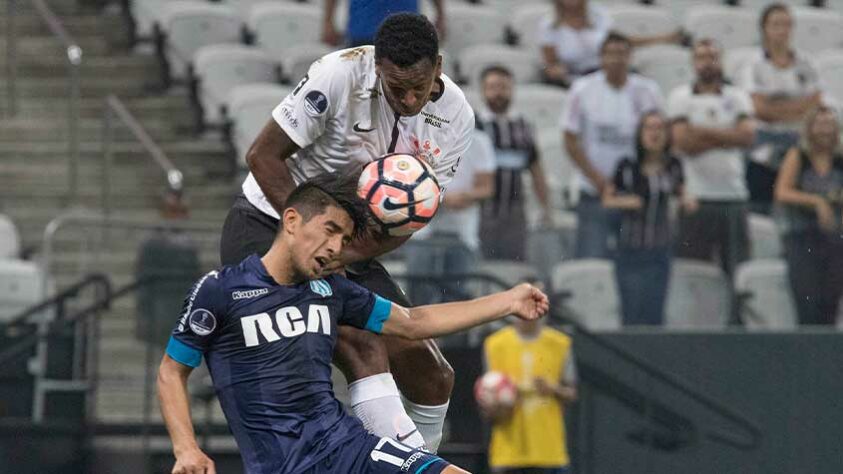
top-left (8, 0), bottom-right (84, 201)
top-left (102, 94), bottom-right (184, 219)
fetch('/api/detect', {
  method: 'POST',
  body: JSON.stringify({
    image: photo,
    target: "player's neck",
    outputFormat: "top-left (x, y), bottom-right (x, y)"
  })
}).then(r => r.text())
top-left (261, 247), bottom-right (299, 286)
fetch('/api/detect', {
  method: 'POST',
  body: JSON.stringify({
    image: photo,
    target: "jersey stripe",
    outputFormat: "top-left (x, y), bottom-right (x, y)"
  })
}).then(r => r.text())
top-left (387, 112), bottom-right (400, 153)
top-left (364, 295), bottom-right (393, 334)
top-left (166, 336), bottom-right (203, 368)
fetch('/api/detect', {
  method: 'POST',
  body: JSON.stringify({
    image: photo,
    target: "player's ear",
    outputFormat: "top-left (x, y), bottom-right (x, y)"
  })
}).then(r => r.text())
top-left (282, 208), bottom-right (300, 235)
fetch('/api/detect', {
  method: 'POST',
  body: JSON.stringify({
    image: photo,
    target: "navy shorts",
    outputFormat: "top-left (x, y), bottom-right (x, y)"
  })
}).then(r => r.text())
top-left (306, 434), bottom-right (449, 474)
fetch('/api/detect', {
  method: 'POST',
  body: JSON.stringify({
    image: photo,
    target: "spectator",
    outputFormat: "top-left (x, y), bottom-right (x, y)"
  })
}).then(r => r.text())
top-left (563, 32), bottom-right (664, 259)
top-left (135, 189), bottom-right (201, 346)
top-left (603, 111), bottom-right (689, 326)
top-left (482, 280), bottom-right (577, 474)
top-left (406, 129), bottom-right (496, 304)
top-left (322, 0), bottom-right (445, 47)
top-left (774, 106), bottom-right (843, 326)
top-left (477, 65), bottom-right (552, 262)
top-left (669, 39), bottom-right (756, 278)
top-left (539, 0), bottom-right (681, 88)
top-left (740, 3), bottom-right (825, 212)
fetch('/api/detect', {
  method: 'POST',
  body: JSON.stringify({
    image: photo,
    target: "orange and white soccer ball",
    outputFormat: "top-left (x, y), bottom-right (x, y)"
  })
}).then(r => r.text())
top-left (474, 371), bottom-right (518, 412)
top-left (357, 153), bottom-right (441, 236)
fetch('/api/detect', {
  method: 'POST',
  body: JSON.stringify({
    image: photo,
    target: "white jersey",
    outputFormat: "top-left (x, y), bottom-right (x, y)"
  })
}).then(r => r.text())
top-left (242, 46), bottom-right (475, 219)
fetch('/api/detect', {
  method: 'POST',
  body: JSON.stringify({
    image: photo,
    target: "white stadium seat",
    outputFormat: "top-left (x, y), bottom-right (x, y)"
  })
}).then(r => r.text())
top-left (0, 214), bottom-right (21, 260)
top-left (536, 128), bottom-right (575, 203)
top-left (735, 259), bottom-right (798, 330)
top-left (526, 212), bottom-right (577, 279)
top-left (282, 43), bottom-right (335, 84)
top-left (739, 0), bottom-right (811, 10)
top-left (816, 51), bottom-right (843, 103)
top-left (748, 213), bottom-right (783, 260)
top-left (792, 7), bottom-right (843, 54)
top-left (442, 3), bottom-right (506, 57)
top-left (510, 3), bottom-right (553, 49)
top-left (665, 260), bottom-right (730, 329)
top-left (605, 4), bottom-right (678, 38)
top-left (157, 2), bottom-right (242, 81)
top-left (511, 84), bottom-right (567, 131)
top-left (247, 2), bottom-right (323, 59)
top-left (723, 47), bottom-right (761, 83)
top-left (130, 0), bottom-right (166, 40)
top-left (684, 5), bottom-right (760, 49)
top-left (633, 45), bottom-right (693, 98)
top-left (0, 260), bottom-right (52, 323)
top-left (458, 44), bottom-right (540, 85)
top-left (227, 83), bottom-right (291, 165)
top-left (193, 44), bottom-right (279, 126)
top-left (551, 259), bottom-right (621, 330)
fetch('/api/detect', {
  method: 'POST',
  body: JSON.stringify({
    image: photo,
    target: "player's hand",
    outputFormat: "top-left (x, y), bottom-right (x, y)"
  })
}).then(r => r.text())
top-left (508, 283), bottom-right (549, 321)
top-left (533, 377), bottom-right (557, 398)
top-left (172, 447), bottom-right (216, 474)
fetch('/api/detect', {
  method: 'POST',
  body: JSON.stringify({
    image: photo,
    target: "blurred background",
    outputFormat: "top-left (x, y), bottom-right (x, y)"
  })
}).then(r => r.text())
top-left (1, 0), bottom-right (843, 473)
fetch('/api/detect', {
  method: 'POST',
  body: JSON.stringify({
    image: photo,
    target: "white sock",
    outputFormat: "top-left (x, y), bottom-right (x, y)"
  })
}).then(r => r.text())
top-left (348, 373), bottom-right (426, 449)
top-left (402, 397), bottom-right (450, 453)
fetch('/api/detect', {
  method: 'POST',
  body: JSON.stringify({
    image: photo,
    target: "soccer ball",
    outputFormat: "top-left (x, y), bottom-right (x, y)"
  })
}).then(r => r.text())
top-left (357, 153), bottom-right (441, 236)
top-left (474, 371), bottom-right (518, 412)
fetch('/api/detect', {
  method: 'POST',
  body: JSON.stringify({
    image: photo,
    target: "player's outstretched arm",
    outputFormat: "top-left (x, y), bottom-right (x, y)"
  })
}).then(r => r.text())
top-left (380, 283), bottom-right (549, 340)
top-left (246, 119), bottom-right (301, 214)
top-left (157, 355), bottom-right (216, 474)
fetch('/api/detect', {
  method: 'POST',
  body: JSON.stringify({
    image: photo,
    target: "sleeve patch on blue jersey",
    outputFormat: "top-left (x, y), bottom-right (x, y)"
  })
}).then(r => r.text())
top-left (364, 295), bottom-right (392, 334)
top-left (166, 336), bottom-right (203, 368)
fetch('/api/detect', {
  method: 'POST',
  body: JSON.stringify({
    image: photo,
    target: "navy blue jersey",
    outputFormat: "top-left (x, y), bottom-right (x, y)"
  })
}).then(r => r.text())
top-left (166, 255), bottom-right (395, 473)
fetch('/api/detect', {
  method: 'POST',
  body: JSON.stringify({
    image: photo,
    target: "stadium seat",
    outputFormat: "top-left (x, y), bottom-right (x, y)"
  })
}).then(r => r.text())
top-left (665, 259), bottom-right (730, 329)
top-left (0, 214), bottom-right (21, 260)
top-left (129, 0), bottom-right (166, 41)
top-left (632, 45), bottom-right (693, 98)
top-left (748, 213), bottom-right (783, 260)
top-left (511, 84), bottom-right (566, 131)
top-left (723, 47), bottom-right (761, 83)
top-left (281, 42), bottom-right (335, 84)
top-left (0, 260), bottom-right (52, 323)
top-left (458, 44), bottom-right (540, 85)
top-left (551, 259), bottom-right (621, 330)
top-left (155, 2), bottom-right (242, 84)
top-left (191, 44), bottom-right (280, 129)
top-left (605, 4), bottom-right (679, 38)
top-left (443, 3), bottom-right (506, 58)
top-left (227, 83), bottom-right (291, 166)
top-left (684, 5), bottom-right (760, 49)
top-left (792, 7), bottom-right (843, 53)
top-left (526, 211), bottom-right (577, 280)
top-left (536, 128), bottom-right (575, 204)
top-left (816, 51), bottom-right (843, 103)
top-left (246, 2), bottom-right (323, 59)
top-left (739, 0), bottom-right (813, 10)
top-left (509, 3), bottom-right (553, 49)
top-left (734, 259), bottom-right (798, 330)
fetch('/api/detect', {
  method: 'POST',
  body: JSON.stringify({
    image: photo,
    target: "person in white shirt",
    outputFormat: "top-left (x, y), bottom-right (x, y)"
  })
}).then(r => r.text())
top-left (406, 129), bottom-right (496, 304)
top-left (669, 39), bottom-right (756, 278)
top-left (219, 13), bottom-right (475, 453)
top-left (739, 3), bottom-right (825, 211)
top-left (539, 0), bottom-right (681, 88)
top-left (562, 32), bottom-right (664, 258)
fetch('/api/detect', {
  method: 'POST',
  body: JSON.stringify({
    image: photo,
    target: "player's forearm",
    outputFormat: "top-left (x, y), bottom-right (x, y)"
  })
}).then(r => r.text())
top-left (403, 292), bottom-right (513, 340)
top-left (157, 362), bottom-right (199, 455)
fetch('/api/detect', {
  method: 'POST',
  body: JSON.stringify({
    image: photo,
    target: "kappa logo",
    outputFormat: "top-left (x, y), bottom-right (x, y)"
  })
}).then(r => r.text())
top-left (232, 288), bottom-right (269, 300)
top-left (310, 279), bottom-right (333, 298)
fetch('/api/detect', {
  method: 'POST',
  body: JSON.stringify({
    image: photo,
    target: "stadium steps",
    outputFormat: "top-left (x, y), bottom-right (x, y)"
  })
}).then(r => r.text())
top-left (0, 3), bottom-right (234, 424)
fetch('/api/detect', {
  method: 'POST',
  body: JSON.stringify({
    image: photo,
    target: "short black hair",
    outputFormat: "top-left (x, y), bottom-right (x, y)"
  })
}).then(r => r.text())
top-left (480, 65), bottom-right (513, 83)
top-left (600, 31), bottom-right (632, 53)
top-left (760, 3), bottom-right (790, 31)
top-left (374, 13), bottom-right (439, 68)
top-left (284, 169), bottom-right (369, 239)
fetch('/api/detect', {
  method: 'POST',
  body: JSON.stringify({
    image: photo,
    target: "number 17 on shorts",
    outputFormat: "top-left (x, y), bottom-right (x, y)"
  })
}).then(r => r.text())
top-left (367, 436), bottom-right (449, 474)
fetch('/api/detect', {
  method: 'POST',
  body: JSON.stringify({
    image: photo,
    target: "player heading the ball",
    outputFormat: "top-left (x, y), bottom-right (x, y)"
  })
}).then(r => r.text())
top-left (158, 170), bottom-right (549, 474)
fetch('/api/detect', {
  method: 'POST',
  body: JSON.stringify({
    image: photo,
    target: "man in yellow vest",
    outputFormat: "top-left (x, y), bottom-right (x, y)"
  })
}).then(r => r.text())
top-left (482, 283), bottom-right (577, 474)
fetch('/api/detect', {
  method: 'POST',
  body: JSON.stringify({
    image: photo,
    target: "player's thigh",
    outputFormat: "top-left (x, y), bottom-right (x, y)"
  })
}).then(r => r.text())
top-left (219, 196), bottom-right (278, 265)
top-left (347, 261), bottom-right (454, 402)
